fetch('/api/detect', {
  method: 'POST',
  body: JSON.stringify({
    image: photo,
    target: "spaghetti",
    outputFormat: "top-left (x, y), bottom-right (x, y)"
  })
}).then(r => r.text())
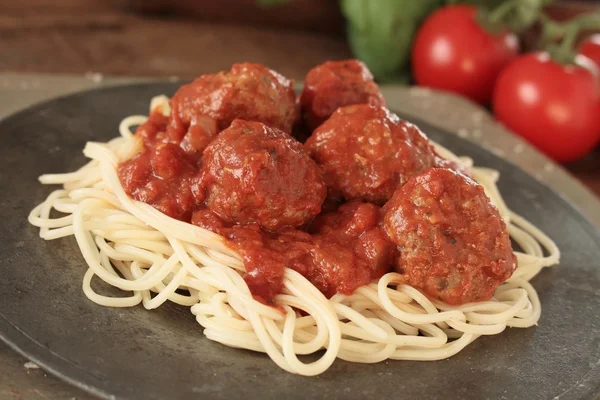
top-left (28, 96), bottom-right (559, 376)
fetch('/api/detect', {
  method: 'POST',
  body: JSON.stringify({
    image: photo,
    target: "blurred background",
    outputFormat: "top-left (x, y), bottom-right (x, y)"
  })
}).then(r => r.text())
top-left (1, 0), bottom-right (599, 196)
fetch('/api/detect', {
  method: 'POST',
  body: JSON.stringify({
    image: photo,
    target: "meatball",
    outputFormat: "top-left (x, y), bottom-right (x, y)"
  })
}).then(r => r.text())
top-left (166, 63), bottom-right (298, 155)
top-left (300, 59), bottom-right (386, 131)
top-left (305, 104), bottom-right (437, 204)
top-left (381, 168), bottom-right (516, 305)
top-left (200, 120), bottom-right (326, 231)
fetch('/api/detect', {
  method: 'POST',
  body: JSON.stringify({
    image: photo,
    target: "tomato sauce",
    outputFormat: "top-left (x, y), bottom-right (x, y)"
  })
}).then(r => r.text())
top-left (192, 202), bottom-right (394, 301)
top-left (118, 111), bottom-right (205, 221)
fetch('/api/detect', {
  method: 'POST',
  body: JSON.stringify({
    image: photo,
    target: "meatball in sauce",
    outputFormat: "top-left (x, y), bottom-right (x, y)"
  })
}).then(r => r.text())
top-left (139, 63), bottom-right (298, 159)
top-left (200, 120), bottom-right (326, 232)
top-left (300, 59), bottom-right (386, 131)
top-left (381, 168), bottom-right (516, 305)
top-left (305, 104), bottom-right (437, 204)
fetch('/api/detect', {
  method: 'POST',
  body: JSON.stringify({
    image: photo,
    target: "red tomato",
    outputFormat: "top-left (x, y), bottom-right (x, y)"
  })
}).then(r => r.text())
top-left (493, 53), bottom-right (600, 163)
top-left (579, 34), bottom-right (600, 69)
top-left (412, 5), bottom-right (519, 105)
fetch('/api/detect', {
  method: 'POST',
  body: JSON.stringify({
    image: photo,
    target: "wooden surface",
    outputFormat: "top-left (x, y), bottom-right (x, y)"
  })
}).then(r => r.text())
top-left (0, 0), bottom-right (351, 80)
top-left (0, 0), bottom-right (598, 196)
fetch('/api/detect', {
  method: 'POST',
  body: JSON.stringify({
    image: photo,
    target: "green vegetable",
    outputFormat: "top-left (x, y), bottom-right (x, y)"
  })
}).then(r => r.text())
top-left (341, 0), bottom-right (556, 82)
top-left (542, 12), bottom-right (600, 63)
top-left (341, 0), bottom-right (442, 82)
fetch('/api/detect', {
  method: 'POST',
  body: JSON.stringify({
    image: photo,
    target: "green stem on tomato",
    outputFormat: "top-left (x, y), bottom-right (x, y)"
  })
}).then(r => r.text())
top-left (543, 12), bottom-right (600, 64)
top-left (569, 12), bottom-right (600, 31)
top-left (477, 0), bottom-right (519, 35)
top-left (538, 14), bottom-right (561, 49)
top-left (554, 23), bottom-right (580, 64)
top-left (488, 0), bottom-right (519, 24)
top-left (481, 0), bottom-right (543, 35)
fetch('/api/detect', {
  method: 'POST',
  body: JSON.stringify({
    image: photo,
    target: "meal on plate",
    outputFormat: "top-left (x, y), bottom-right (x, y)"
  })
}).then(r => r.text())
top-left (29, 59), bottom-right (559, 376)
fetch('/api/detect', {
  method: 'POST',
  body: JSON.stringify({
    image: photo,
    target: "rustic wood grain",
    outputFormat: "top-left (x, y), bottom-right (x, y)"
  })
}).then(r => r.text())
top-left (0, 15), bottom-right (351, 79)
top-left (124, 0), bottom-right (345, 34)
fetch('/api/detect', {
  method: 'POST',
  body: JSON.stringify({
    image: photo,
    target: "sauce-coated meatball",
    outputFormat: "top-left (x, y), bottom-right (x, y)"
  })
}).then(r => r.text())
top-left (381, 168), bottom-right (516, 305)
top-left (200, 120), bottom-right (326, 231)
top-left (166, 63), bottom-right (298, 155)
top-left (305, 104), bottom-right (437, 204)
top-left (300, 59), bottom-right (385, 130)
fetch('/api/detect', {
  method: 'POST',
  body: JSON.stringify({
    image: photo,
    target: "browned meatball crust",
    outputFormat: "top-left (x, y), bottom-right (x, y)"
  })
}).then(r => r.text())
top-left (305, 104), bottom-right (437, 204)
top-left (381, 168), bottom-right (516, 305)
top-left (166, 63), bottom-right (298, 155)
top-left (200, 120), bottom-right (326, 231)
top-left (300, 59), bottom-right (385, 131)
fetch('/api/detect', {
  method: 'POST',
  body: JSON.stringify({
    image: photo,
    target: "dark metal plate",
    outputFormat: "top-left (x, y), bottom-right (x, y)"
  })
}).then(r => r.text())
top-left (0, 83), bottom-right (599, 400)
